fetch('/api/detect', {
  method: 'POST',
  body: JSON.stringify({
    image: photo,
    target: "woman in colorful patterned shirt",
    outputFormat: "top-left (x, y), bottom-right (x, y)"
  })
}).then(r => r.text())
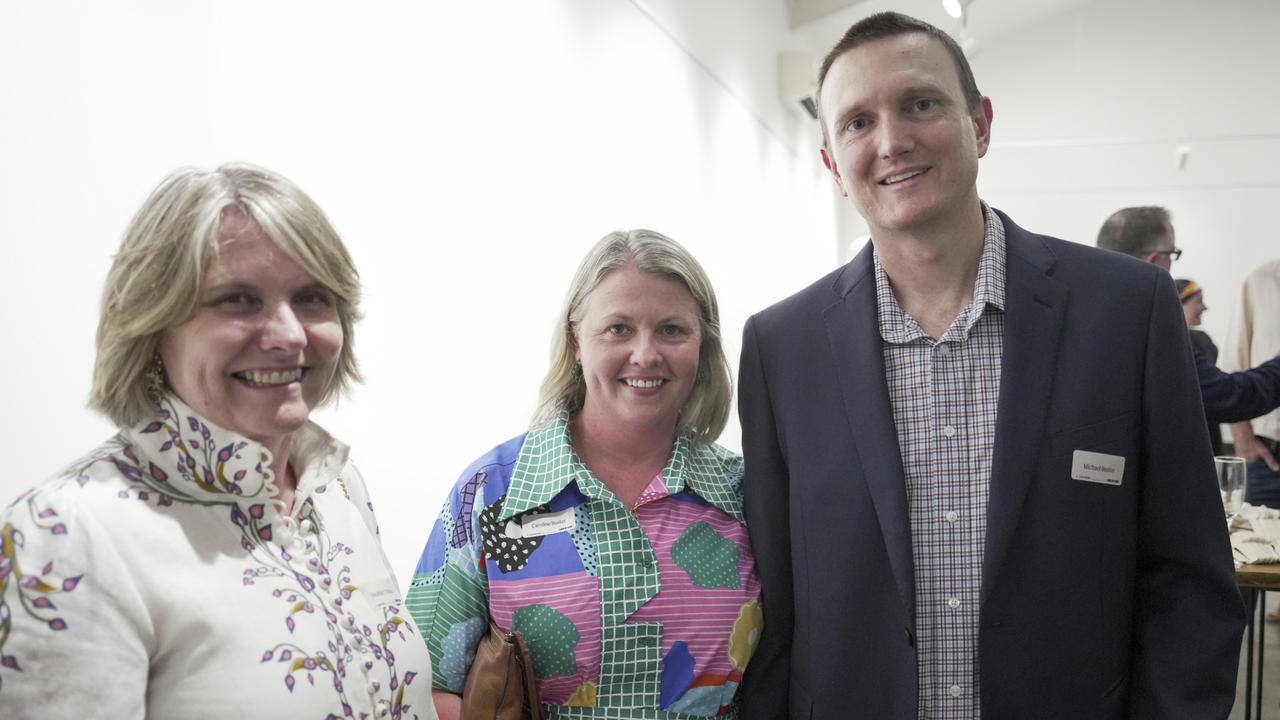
top-left (0, 164), bottom-right (436, 719)
top-left (407, 230), bottom-right (762, 719)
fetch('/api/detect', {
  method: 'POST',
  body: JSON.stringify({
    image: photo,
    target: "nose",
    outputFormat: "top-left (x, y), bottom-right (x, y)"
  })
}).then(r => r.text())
top-left (259, 301), bottom-right (307, 352)
top-left (877, 115), bottom-right (914, 159)
top-left (630, 331), bottom-right (662, 368)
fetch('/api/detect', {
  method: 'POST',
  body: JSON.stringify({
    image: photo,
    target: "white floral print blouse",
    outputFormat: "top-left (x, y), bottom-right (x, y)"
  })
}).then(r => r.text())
top-left (0, 395), bottom-right (436, 720)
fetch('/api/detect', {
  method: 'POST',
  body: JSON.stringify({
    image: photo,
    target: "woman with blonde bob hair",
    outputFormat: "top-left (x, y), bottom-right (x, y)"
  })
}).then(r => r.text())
top-left (407, 229), bottom-right (761, 719)
top-left (0, 163), bottom-right (436, 719)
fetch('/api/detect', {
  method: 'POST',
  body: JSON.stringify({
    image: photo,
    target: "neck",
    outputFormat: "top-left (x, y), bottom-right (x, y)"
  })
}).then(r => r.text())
top-left (262, 434), bottom-right (297, 513)
top-left (872, 201), bottom-right (987, 339)
top-left (571, 405), bottom-right (677, 507)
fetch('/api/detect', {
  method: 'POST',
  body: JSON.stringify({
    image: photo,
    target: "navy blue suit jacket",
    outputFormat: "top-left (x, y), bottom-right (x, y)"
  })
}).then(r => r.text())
top-left (738, 210), bottom-right (1245, 719)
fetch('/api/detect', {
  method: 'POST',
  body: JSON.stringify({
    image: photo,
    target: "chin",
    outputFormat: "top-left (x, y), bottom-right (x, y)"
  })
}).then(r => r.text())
top-left (242, 406), bottom-right (313, 440)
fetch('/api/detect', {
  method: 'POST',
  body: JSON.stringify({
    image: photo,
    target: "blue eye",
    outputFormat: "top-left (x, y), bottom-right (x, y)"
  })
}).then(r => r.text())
top-left (847, 117), bottom-right (867, 132)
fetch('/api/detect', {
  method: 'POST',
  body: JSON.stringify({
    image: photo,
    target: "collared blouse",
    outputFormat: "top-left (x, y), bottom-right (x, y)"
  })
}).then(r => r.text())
top-left (406, 414), bottom-right (761, 719)
top-left (0, 395), bottom-right (436, 720)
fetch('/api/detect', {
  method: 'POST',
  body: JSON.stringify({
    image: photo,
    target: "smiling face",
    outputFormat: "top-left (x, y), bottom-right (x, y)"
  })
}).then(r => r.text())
top-left (819, 32), bottom-right (992, 238)
top-left (573, 264), bottom-right (702, 437)
top-left (157, 211), bottom-right (342, 448)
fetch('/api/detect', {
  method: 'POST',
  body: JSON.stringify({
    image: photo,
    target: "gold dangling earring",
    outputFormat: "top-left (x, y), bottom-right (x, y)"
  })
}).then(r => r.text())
top-left (146, 353), bottom-right (167, 405)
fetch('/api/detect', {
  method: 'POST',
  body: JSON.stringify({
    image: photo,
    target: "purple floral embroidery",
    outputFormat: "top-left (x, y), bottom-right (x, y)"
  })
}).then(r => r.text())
top-left (0, 494), bottom-right (83, 690)
top-left (6, 398), bottom-right (423, 715)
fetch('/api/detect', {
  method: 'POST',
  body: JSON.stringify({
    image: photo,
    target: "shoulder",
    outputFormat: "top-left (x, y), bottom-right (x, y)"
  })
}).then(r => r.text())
top-left (687, 441), bottom-right (746, 518)
top-left (1, 435), bottom-right (140, 560)
top-left (447, 432), bottom-right (529, 501)
top-left (698, 441), bottom-right (744, 484)
top-left (997, 209), bottom-right (1169, 301)
top-left (6, 434), bottom-right (139, 511)
top-left (748, 263), bottom-right (858, 334)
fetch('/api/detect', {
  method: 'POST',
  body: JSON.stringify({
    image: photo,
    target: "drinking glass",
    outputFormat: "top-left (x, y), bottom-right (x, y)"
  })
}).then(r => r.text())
top-left (1215, 455), bottom-right (1247, 522)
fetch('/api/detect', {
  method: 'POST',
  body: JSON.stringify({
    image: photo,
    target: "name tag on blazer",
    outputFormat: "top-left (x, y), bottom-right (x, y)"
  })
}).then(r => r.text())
top-left (1071, 450), bottom-right (1126, 486)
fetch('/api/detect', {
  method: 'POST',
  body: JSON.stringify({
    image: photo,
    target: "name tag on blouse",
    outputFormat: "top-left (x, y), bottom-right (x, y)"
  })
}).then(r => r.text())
top-left (359, 576), bottom-right (402, 609)
top-left (1071, 450), bottom-right (1125, 486)
top-left (504, 508), bottom-right (576, 539)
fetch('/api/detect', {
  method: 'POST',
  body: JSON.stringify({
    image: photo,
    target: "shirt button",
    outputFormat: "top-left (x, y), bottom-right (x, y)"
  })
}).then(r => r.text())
top-left (941, 425), bottom-right (957, 438)
top-left (640, 556), bottom-right (654, 568)
top-left (947, 597), bottom-right (960, 609)
top-left (944, 510), bottom-right (959, 523)
top-left (948, 684), bottom-right (963, 698)
top-left (367, 680), bottom-right (379, 696)
top-left (376, 699), bottom-right (390, 716)
top-left (937, 344), bottom-right (951, 356)
top-left (300, 519), bottom-right (315, 535)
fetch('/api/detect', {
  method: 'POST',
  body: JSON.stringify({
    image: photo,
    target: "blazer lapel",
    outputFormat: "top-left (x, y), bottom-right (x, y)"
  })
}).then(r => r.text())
top-left (822, 243), bottom-right (915, 627)
top-left (982, 212), bottom-right (1069, 604)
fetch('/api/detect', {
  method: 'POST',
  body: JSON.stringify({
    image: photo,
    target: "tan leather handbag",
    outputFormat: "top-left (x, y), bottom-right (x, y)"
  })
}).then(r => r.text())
top-left (461, 619), bottom-right (544, 720)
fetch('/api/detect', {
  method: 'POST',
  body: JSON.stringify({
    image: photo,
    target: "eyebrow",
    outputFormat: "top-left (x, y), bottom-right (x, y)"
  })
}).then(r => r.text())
top-left (830, 82), bottom-right (951, 135)
top-left (598, 312), bottom-right (695, 325)
top-left (201, 280), bottom-right (332, 297)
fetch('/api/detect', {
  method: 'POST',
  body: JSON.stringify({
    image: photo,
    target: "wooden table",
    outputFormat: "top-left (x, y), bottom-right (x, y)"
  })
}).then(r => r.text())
top-left (1237, 563), bottom-right (1280, 719)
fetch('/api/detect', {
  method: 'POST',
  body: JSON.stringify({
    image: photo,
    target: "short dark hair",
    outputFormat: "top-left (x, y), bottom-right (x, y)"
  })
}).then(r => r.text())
top-left (1096, 206), bottom-right (1173, 257)
top-left (816, 12), bottom-right (981, 148)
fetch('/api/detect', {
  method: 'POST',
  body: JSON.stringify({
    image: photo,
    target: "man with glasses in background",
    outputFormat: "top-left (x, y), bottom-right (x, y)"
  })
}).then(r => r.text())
top-left (1098, 206), bottom-right (1280, 424)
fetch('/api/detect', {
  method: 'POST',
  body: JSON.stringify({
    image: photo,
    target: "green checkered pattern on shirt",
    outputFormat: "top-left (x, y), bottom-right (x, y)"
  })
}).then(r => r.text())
top-left (499, 412), bottom-right (744, 716)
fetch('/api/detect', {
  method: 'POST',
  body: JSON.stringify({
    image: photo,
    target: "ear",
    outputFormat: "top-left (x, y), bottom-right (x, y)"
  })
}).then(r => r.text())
top-left (820, 147), bottom-right (848, 197)
top-left (973, 96), bottom-right (994, 159)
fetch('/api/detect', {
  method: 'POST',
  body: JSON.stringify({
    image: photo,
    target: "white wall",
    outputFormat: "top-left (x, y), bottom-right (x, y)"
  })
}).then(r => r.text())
top-left (9, 0), bottom-right (1278, 589)
top-left (0, 0), bottom-right (836, 587)
top-left (973, 0), bottom-right (1280, 346)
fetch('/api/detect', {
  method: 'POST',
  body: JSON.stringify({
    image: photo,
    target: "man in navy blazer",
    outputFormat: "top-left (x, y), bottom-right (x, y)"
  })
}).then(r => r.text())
top-left (738, 12), bottom-right (1245, 719)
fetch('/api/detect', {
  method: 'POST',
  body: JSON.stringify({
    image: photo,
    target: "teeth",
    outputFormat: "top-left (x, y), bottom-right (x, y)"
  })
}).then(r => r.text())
top-left (882, 169), bottom-right (925, 185)
top-left (237, 368), bottom-right (303, 386)
top-left (625, 378), bottom-right (664, 389)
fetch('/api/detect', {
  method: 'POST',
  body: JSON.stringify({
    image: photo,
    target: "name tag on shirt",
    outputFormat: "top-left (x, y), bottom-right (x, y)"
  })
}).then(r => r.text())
top-left (504, 508), bottom-right (576, 539)
top-left (358, 575), bottom-right (402, 609)
top-left (1071, 450), bottom-right (1125, 486)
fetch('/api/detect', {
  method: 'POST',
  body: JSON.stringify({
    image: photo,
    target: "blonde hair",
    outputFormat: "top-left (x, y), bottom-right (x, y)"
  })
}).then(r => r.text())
top-left (90, 163), bottom-right (362, 427)
top-left (531, 229), bottom-right (732, 444)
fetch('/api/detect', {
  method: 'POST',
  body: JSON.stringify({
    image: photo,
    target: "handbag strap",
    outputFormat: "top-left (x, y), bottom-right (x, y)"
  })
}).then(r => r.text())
top-left (508, 628), bottom-right (544, 720)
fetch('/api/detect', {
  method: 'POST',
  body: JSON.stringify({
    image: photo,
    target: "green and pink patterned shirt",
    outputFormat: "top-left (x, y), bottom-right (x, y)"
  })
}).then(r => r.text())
top-left (405, 413), bottom-right (761, 719)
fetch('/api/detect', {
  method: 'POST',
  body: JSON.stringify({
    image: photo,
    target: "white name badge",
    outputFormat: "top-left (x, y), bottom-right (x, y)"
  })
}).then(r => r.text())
top-left (1071, 450), bottom-right (1126, 486)
top-left (357, 575), bottom-right (402, 609)
top-left (505, 508), bottom-right (576, 539)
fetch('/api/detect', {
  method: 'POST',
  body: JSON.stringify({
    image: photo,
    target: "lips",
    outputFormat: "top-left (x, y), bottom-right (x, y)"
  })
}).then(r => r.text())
top-left (232, 368), bottom-right (305, 387)
top-left (879, 168), bottom-right (928, 185)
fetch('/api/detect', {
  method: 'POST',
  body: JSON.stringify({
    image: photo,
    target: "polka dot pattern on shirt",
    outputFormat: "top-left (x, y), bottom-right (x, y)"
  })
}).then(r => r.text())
top-left (671, 521), bottom-right (740, 589)
top-left (512, 603), bottom-right (579, 678)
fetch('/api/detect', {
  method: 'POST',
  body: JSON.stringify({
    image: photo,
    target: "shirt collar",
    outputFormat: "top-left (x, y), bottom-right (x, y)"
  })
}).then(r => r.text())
top-left (500, 411), bottom-right (744, 523)
top-left (874, 200), bottom-right (1007, 344)
top-left (123, 393), bottom-right (349, 518)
